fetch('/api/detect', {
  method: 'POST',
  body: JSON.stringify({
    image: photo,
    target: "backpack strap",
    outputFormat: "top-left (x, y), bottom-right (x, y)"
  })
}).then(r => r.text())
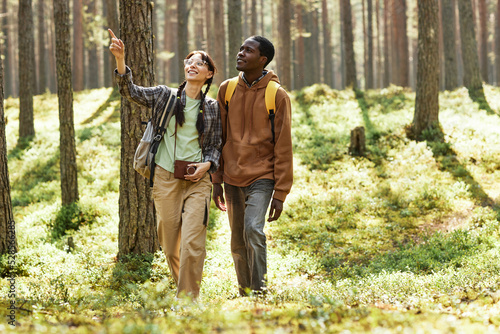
top-left (225, 76), bottom-right (281, 143)
top-left (148, 91), bottom-right (177, 187)
top-left (224, 76), bottom-right (239, 110)
top-left (265, 81), bottom-right (280, 143)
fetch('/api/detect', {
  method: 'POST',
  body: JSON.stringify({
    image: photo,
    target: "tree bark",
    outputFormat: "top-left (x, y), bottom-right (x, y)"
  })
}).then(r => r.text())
top-left (87, 0), bottom-right (99, 89)
top-left (2, 0), bottom-right (12, 97)
top-left (442, 0), bottom-right (459, 90)
top-left (366, 0), bottom-right (374, 89)
top-left (54, 0), bottom-right (79, 206)
top-left (118, 0), bottom-right (158, 259)
top-left (227, 0), bottom-right (242, 77)
top-left (412, 0), bottom-right (440, 139)
top-left (250, 0), bottom-right (257, 35)
top-left (478, 0), bottom-right (488, 83)
top-left (383, 0), bottom-right (390, 87)
top-left (73, 0), bottom-right (84, 91)
top-left (496, 0), bottom-right (500, 85)
top-left (177, 0), bottom-right (189, 82)
top-left (393, 0), bottom-right (409, 87)
top-left (213, 0), bottom-right (225, 84)
top-left (0, 49), bottom-right (15, 255)
top-left (18, 0), bottom-right (35, 139)
top-left (458, 0), bottom-right (486, 100)
top-left (322, 0), bottom-right (334, 87)
top-left (37, 0), bottom-right (47, 94)
top-left (278, 0), bottom-right (292, 89)
top-left (47, 2), bottom-right (57, 93)
top-left (105, 0), bottom-right (119, 87)
top-left (342, 0), bottom-right (357, 89)
top-left (294, 3), bottom-right (305, 89)
top-left (375, 0), bottom-right (382, 87)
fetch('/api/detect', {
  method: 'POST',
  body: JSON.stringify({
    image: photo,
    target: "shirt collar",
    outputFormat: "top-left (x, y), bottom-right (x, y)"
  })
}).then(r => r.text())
top-left (242, 70), bottom-right (268, 88)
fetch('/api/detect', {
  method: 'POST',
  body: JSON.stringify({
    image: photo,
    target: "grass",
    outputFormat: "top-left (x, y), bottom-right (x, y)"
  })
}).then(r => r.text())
top-left (0, 84), bottom-right (500, 333)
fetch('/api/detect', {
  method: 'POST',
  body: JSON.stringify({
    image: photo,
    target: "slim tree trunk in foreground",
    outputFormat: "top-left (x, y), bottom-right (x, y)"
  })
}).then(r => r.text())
top-left (54, 0), bottom-right (79, 206)
top-left (412, 0), bottom-right (440, 139)
top-left (0, 52), bottom-right (15, 255)
top-left (118, 0), bottom-right (158, 259)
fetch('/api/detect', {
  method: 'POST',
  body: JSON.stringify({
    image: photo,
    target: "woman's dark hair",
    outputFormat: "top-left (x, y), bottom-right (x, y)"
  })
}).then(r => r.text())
top-left (249, 36), bottom-right (275, 67)
top-left (173, 51), bottom-right (217, 138)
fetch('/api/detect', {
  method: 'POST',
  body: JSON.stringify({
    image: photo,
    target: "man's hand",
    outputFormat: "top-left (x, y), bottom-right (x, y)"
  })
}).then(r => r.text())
top-left (213, 183), bottom-right (227, 211)
top-left (268, 198), bottom-right (283, 222)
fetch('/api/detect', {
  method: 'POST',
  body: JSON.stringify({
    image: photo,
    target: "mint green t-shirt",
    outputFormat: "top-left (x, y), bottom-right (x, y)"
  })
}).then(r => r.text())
top-left (155, 96), bottom-right (202, 173)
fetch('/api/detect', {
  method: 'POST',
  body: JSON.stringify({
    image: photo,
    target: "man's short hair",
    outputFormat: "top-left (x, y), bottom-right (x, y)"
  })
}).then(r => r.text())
top-left (249, 36), bottom-right (275, 68)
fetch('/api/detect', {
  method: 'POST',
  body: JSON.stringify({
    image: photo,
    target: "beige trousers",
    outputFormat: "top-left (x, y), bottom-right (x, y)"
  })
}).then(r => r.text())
top-left (153, 166), bottom-right (212, 298)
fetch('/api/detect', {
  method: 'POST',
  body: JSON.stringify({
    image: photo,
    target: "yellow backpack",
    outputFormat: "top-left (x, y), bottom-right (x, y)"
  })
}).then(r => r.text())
top-left (224, 76), bottom-right (281, 143)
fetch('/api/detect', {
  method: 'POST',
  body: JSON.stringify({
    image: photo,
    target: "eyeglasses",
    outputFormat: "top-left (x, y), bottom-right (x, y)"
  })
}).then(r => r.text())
top-left (184, 59), bottom-right (207, 67)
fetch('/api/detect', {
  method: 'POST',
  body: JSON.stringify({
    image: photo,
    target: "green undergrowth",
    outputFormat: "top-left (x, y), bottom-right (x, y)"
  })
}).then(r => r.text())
top-left (1, 85), bottom-right (500, 333)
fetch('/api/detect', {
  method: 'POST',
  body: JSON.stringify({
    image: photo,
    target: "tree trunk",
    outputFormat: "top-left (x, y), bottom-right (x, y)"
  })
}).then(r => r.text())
top-left (87, 0), bottom-right (99, 89)
top-left (54, 0), bottom-right (79, 206)
top-left (458, 0), bottom-right (486, 100)
top-left (164, 0), bottom-right (178, 85)
top-left (0, 50), bottom-right (15, 255)
top-left (213, 0), bottom-right (225, 84)
top-left (366, 0), bottom-right (374, 89)
top-left (18, 0), bottom-right (35, 139)
top-left (250, 0), bottom-right (257, 35)
top-left (195, 0), bottom-right (204, 50)
top-left (227, 0), bottom-right (242, 77)
top-left (73, 0), bottom-right (84, 91)
top-left (442, 0), bottom-right (459, 90)
top-left (322, 0), bottom-right (334, 87)
top-left (118, 0), bottom-right (158, 259)
top-left (383, 0), bottom-right (390, 87)
top-left (295, 3), bottom-right (305, 89)
top-left (342, 0), bottom-right (357, 89)
top-left (304, 6), bottom-right (320, 87)
top-left (349, 126), bottom-right (366, 156)
top-left (376, 0), bottom-right (382, 88)
top-left (105, 0), bottom-right (119, 87)
top-left (412, 0), bottom-right (440, 139)
top-left (496, 0), bottom-right (500, 85)
top-left (478, 0), bottom-right (488, 83)
top-left (177, 0), bottom-right (189, 82)
top-left (205, 0), bottom-right (214, 59)
top-left (393, 0), bottom-right (409, 87)
top-left (1, 0), bottom-right (12, 97)
top-left (37, 0), bottom-right (47, 94)
top-left (47, 2), bottom-right (57, 93)
top-left (279, 0), bottom-right (292, 89)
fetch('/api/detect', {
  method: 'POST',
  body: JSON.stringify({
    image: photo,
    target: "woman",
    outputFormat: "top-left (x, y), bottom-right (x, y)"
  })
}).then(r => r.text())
top-left (108, 29), bottom-right (222, 298)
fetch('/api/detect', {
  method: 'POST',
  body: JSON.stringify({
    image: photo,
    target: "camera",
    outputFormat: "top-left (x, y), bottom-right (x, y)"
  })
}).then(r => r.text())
top-left (186, 165), bottom-right (197, 175)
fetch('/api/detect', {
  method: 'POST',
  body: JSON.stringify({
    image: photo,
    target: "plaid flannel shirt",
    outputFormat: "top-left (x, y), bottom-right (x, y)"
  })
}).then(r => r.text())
top-left (115, 66), bottom-right (222, 173)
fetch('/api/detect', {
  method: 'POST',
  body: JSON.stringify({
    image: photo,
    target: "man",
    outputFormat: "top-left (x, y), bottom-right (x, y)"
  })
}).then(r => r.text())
top-left (212, 36), bottom-right (293, 296)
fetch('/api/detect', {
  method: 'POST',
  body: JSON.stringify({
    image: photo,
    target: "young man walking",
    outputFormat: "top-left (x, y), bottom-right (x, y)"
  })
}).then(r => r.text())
top-left (212, 36), bottom-right (293, 296)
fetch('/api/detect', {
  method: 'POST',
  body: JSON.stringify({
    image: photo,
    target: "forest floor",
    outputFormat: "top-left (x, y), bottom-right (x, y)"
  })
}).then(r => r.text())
top-left (1, 84), bottom-right (500, 333)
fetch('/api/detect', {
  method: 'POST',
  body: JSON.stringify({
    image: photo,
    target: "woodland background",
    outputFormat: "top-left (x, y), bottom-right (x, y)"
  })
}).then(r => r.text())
top-left (3, 0), bottom-right (500, 96)
top-left (1, 0), bottom-right (500, 333)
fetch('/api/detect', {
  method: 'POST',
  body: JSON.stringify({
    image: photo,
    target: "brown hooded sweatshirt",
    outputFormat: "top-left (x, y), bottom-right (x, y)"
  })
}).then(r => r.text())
top-left (212, 70), bottom-right (293, 202)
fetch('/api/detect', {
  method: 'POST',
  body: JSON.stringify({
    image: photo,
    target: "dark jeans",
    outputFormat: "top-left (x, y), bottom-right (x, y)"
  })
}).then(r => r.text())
top-left (225, 179), bottom-right (274, 295)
